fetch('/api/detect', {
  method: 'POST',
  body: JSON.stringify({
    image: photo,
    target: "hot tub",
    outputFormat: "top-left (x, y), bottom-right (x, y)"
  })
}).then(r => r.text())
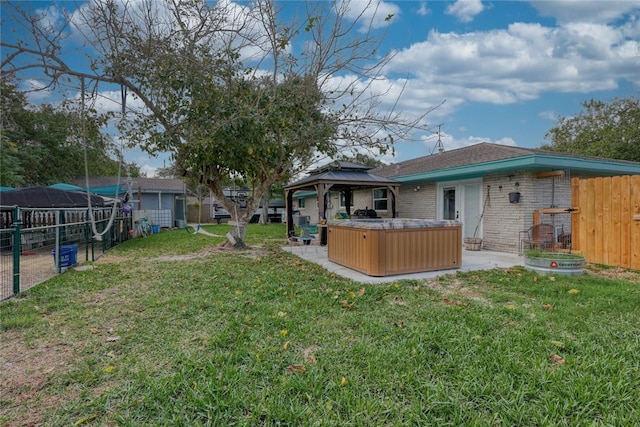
top-left (327, 219), bottom-right (462, 276)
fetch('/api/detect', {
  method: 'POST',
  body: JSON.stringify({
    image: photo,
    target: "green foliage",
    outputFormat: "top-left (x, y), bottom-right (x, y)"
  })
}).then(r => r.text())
top-left (524, 248), bottom-right (584, 259)
top-left (339, 153), bottom-right (385, 168)
top-left (0, 78), bottom-right (138, 186)
top-left (543, 97), bottom-right (640, 162)
top-left (2, 226), bottom-right (640, 425)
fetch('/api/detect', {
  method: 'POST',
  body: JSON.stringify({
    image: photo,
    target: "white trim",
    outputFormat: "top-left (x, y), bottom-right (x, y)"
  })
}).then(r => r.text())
top-left (436, 178), bottom-right (482, 237)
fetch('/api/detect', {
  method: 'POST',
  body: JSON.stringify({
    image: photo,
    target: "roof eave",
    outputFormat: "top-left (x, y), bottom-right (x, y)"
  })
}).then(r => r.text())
top-left (394, 155), bottom-right (640, 184)
top-left (286, 179), bottom-right (399, 192)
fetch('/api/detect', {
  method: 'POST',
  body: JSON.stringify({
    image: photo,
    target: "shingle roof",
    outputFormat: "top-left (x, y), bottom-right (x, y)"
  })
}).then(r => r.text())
top-left (309, 161), bottom-right (372, 174)
top-left (286, 160), bottom-right (398, 192)
top-left (289, 170), bottom-right (397, 189)
top-left (373, 142), bottom-right (535, 177)
top-left (71, 176), bottom-right (186, 193)
top-left (372, 142), bottom-right (640, 180)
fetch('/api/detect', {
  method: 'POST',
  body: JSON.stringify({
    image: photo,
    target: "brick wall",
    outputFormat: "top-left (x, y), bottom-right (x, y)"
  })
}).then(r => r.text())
top-left (396, 183), bottom-right (437, 219)
top-left (481, 172), bottom-right (573, 253)
top-left (481, 173), bottom-right (528, 252)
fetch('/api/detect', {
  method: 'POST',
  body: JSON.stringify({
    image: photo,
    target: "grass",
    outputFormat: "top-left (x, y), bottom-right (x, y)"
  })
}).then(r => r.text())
top-left (1, 223), bottom-right (639, 426)
top-left (524, 248), bottom-right (585, 259)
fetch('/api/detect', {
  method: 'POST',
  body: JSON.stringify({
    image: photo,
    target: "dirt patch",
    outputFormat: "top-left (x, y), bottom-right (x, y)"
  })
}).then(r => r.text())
top-left (0, 330), bottom-right (76, 426)
top-left (423, 277), bottom-right (491, 305)
top-left (94, 253), bottom-right (130, 264)
top-left (586, 265), bottom-right (640, 283)
top-left (95, 243), bottom-right (269, 264)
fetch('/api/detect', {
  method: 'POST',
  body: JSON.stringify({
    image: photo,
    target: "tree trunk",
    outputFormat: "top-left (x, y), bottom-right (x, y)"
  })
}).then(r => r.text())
top-left (227, 217), bottom-right (248, 248)
top-left (260, 192), bottom-right (271, 225)
top-left (225, 205), bottom-right (257, 248)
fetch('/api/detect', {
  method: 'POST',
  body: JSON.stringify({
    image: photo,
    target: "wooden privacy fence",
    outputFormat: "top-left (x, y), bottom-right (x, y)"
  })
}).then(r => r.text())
top-left (571, 175), bottom-right (640, 270)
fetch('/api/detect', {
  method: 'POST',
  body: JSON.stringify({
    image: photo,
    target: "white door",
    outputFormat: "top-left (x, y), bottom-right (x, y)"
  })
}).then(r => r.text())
top-left (437, 180), bottom-right (483, 239)
top-left (462, 182), bottom-right (482, 239)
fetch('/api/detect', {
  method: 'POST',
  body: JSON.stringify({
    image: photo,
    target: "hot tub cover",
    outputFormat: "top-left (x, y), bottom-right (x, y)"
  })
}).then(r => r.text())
top-left (330, 218), bottom-right (461, 229)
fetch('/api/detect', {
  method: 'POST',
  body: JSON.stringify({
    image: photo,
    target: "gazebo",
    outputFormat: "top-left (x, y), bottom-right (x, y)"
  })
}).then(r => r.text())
top-left (284, 161), bottom-right (400, 235)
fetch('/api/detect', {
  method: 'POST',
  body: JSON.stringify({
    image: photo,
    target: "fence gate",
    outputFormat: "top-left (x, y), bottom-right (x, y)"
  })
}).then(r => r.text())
top-left (571, 175), bottom-right (640, 270)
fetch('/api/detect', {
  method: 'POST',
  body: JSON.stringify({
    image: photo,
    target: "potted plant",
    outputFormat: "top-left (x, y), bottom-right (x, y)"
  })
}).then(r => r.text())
top-left (523, 248), bottom-right (585, 276)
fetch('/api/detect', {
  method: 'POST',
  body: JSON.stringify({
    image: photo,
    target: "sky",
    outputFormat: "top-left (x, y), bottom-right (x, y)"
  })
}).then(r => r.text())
top-left (2, 0), bottom-right (640, 177)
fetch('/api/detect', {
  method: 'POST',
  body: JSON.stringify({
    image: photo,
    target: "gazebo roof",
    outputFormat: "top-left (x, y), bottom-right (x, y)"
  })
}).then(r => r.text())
top-left (285, 161), bottom-right (399, 192)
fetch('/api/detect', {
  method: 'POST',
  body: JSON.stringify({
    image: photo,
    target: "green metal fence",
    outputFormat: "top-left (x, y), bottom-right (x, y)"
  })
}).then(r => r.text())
top-left (1, 206), bottom-right (133, 301)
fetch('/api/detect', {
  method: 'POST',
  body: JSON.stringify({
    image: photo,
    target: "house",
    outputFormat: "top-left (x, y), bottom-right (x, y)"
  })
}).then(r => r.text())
top-left (72, 176), bottom-right (187, 228)
top-left (288, 143), bottom-right (640, 254)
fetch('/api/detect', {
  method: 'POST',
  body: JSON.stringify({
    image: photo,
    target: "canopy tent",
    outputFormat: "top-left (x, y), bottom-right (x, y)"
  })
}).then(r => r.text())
top-left (0, 186), bottom-right (107, 208)
top-left (86, 184), bottom-right (126, 197)
top-left (50, 183), bottom-right (83, 191)
top-left (284, 161), bottom-right (400, 235)
top-left (50, 182), bottom-right (126, 197)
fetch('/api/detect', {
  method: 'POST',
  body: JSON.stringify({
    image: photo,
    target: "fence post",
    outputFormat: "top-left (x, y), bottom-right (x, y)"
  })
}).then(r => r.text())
top-left (84, 210), bottom-right (90, 262)
top-left (12, 206), bottom-right (21, 296)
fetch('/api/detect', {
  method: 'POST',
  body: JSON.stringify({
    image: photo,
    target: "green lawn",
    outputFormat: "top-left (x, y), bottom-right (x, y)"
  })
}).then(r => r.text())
top-left (1, 224), bottom-right (639, 426)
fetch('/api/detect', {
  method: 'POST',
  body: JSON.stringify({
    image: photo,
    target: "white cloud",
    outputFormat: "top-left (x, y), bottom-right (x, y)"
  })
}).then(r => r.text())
top-left (340, 0), bottom-right (401, 31)
top-left (34, 4), bottom-right (64, 35)
top-left (93, 90), bottom-right (150, 129)
top-left (416, 2), bottom-right (430, 17)
top-left (139, 163), bottom-right (158, 178)
top-left (530, 0), bottom-right (640, 25)
top-left (387, 132), bottom-right (516, 162)
top-left (538, 110), bottom-right (556, 121)
top-left (383, 17), bottom-right (636, 116)
top-left (420, 132), bottom-right (515, 154)
top-left (445, 0), bottom-right (485, 23)
top-left (22, 79), bottom-right (54, 104)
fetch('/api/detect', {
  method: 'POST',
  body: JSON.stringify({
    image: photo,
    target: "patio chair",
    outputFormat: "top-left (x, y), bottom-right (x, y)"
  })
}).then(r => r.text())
top-left (519, 223), bottom-right (555, 254)
top-left (287, 227), bottom-right (318, 254)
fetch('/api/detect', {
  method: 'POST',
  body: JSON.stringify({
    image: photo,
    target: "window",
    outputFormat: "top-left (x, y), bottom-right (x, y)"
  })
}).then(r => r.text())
top-left (373, 188), bottom-right (388, 210)
top-left (339, 192), bottom-right (354, 208)
top-left (298, 198), bottom-right (305, 209)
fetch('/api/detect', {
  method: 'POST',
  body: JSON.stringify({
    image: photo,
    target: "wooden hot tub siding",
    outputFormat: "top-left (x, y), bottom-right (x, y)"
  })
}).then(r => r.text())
top-left (328, 223), bottom-right (462, 276)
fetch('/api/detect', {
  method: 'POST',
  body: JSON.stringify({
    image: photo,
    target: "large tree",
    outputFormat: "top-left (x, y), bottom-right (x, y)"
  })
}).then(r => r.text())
top-left (542, 97), bottom-right (640, 162)
top-left (2, 0), bottom-right (436, 247)
top-left (0, 78), bottom-right (139, 187)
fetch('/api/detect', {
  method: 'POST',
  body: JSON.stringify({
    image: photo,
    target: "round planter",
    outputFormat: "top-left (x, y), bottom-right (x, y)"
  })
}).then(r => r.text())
top-left (464, 237), bottom-right (482, 251)
top-left (524, 253), bottom-right (585, 276)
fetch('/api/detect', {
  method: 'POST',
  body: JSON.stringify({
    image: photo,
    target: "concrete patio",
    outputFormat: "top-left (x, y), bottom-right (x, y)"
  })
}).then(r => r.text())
top-left (283, 244), bottom-right (523, 284)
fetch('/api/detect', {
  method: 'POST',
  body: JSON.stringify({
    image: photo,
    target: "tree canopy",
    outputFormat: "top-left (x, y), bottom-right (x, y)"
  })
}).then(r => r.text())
top-left (542, 97), bottom-right (640, 162)
top-left (0, 78), bottom-right (140, 187)
top-left (2, 0), bottom-right (437, 246)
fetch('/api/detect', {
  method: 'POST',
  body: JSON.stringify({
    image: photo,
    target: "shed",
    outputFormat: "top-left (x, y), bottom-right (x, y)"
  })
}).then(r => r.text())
top-left (72, 176), bottom-right (187, 228)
